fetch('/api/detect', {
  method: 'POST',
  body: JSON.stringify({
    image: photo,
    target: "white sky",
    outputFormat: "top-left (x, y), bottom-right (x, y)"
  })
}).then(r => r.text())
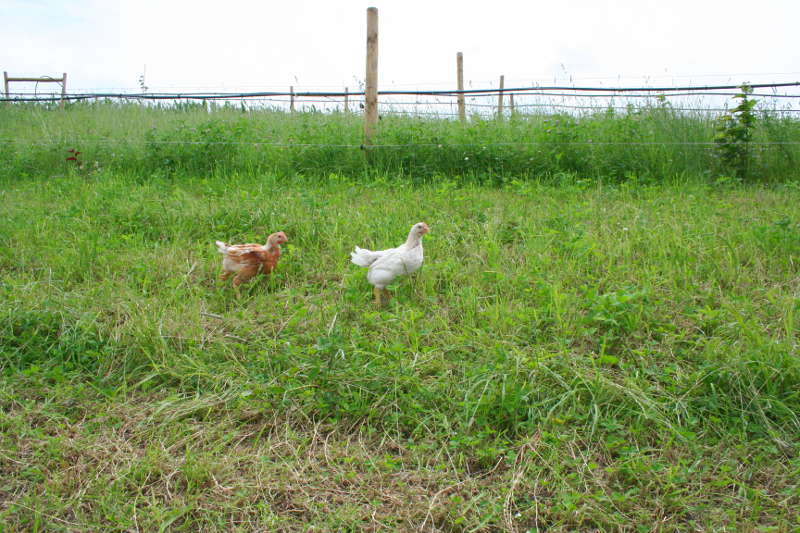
top-left (2, 0), bottom-right (799, 94)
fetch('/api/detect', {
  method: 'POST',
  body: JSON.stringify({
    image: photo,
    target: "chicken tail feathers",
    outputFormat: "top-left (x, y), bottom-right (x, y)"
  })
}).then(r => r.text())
top-left (350, 246), bottom-right (379, 267)
top-left (215, 241), bottom-right (229, 254)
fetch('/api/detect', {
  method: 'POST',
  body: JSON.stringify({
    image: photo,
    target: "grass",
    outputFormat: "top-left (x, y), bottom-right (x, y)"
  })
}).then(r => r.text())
top-left (2, 102), bottom-right (800, 530)
top-left (2, 99), bottom-right (799, 182)
top-left (1, 157), bottom-right (800, 530)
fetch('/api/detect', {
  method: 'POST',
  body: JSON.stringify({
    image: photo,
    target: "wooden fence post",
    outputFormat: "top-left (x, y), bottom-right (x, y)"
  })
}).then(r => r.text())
top-left (497, 75), bottom-right (504, 120)
top-left (509, 93), bottom-right (515, 117)
top-left (60, 72), bottom-right (67, 109)
top-left (344, 87), bottom-right (349, 113)
top-left (456, 52), bottom-right (465, 122)
top-left (3, 73), bottom-right (67, 107)
top-left (290, 85), bottom-right (295, 112)
top-left (364, 7), bottom-right (379, 147)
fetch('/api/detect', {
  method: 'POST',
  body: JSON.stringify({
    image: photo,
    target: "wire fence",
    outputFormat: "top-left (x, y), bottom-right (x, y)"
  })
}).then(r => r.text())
top-left (3, 77), bottom-right (800, 184)
top-left (4, 80), bottom-right (800, 117)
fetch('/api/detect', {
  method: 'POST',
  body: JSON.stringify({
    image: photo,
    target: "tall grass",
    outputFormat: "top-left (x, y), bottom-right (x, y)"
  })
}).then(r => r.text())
top-left (2, 100), bottom-right (799, 182)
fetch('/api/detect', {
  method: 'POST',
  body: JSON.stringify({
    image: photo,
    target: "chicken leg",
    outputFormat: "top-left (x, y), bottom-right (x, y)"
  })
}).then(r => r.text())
top-left (374, 286), bottom-right (391, 307)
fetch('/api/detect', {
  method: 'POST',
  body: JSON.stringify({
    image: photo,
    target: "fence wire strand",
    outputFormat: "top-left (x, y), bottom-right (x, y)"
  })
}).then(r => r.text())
top-left (2, 81), bottom-right (799, 103)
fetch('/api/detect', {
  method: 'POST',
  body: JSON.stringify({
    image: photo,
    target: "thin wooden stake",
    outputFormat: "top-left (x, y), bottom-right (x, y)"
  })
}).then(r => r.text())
top-left (497, 75), bottom-right (505, 120)
top-left (344, 87), bottom-right (349, 113)
top-left (3, 71), bottom-right (9, 101)
top-left (290, 85), bottom-right (295, 112)
top-left (60, 72), bottom-right (67, 109)
top-left (456, 52), bottom-right (465, 122)
top-left (364, 7), bottom-right (379, 147)
top-left (509, 93), bottom-right (515, 117)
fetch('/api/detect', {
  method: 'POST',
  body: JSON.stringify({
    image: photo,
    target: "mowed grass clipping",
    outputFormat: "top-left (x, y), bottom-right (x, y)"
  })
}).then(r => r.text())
top-left (1, 170), bottom-right (800, 531)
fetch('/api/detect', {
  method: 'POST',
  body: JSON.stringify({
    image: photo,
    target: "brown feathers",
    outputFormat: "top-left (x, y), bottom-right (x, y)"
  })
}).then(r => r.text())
top-left (216, 231), bottom-right (288, 288)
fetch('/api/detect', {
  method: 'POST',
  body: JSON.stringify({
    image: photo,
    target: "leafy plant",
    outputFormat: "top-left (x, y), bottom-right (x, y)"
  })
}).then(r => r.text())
top-left (714, 84), bottom-right (758, 181)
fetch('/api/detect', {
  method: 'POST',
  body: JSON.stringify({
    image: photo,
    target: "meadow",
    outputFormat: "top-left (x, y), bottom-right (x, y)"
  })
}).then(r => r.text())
top-left (1, 103), bottom-right (800, 531)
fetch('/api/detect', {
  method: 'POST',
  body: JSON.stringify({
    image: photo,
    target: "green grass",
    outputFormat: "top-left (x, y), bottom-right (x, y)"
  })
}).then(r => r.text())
top-left (2, 162), bottom-right (800, 530)
top-left (2, 99), bottom-right (799, 182)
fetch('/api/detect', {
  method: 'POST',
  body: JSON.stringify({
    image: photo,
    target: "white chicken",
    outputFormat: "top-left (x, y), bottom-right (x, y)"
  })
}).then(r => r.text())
top-left (350, 222), bottom-right (430, 306)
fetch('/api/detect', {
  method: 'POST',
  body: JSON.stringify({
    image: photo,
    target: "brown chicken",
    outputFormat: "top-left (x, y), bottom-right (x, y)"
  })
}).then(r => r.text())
top-left (215, 231), bottom-right (288, 290)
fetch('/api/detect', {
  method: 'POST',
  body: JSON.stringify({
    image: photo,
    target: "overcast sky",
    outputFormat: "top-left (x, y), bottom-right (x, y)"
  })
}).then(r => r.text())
top-left (2, 0), bottom-right (799, 94)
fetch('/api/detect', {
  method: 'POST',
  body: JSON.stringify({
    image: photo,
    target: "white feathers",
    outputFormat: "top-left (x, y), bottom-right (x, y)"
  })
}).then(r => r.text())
top-left (350, 223), bottom-right (429, 289)
top-left (350, 246), bottom-right (386, 267)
